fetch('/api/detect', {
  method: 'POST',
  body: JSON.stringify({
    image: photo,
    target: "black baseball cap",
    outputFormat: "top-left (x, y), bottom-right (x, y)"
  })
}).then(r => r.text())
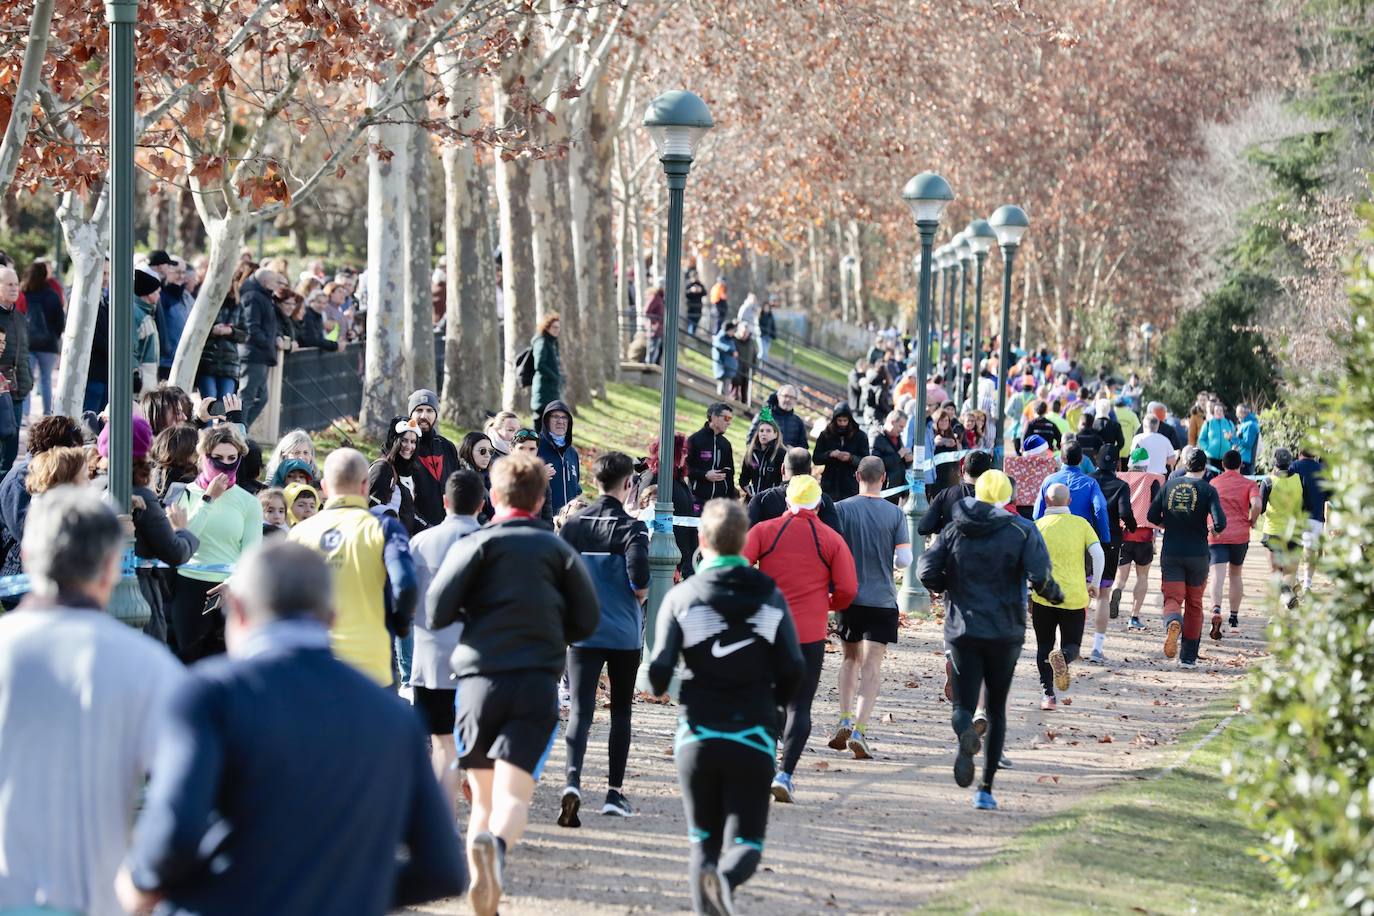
top-left (146, 249), bottom-right (173, 267)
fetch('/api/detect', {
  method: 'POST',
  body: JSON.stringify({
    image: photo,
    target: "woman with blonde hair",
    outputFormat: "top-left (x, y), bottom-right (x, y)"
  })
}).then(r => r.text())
top-left (168, 424), bottom-right (262, 662)
top-left (265, 428), bottom-right (318, 483)
top-left (25, 447), bottom-right (88, 495)
top-left (486, 410), bottom-right (521, 459)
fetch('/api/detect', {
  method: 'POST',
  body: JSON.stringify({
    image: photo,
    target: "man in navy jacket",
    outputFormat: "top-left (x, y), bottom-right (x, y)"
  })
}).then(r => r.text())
top-left (118, 541), bottom-right (466, 915)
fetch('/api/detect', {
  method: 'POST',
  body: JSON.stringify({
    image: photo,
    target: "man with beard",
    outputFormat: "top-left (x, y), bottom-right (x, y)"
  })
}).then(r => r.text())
top-left (406, 389), bottom-right (459, 531)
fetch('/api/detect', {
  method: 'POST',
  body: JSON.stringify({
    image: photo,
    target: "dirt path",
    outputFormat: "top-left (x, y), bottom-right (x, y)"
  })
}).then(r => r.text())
top-left (406, 540), bottom-right (1276, 915)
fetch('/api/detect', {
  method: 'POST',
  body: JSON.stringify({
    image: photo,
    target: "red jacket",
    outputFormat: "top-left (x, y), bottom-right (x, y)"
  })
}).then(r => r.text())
top-left (744, 507), bottom-right (858, 643)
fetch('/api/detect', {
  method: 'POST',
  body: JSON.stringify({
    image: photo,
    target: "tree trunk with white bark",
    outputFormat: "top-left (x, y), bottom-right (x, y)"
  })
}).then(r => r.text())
top-left (405, 94), bottom-right (435, 394)
top-left (168, 209), bottom-right (251, 391)
top-left (53, 189), bottom-right (109, 418)
top-left (0, 0), bottom-right (54, 200)
top-left (494, 63), bottom-right (537, 413)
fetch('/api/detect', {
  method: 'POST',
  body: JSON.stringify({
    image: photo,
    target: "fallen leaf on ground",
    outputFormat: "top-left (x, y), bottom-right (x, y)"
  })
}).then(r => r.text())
top-left (812, 761), bottom-right (830, 771)
top-left (1044, 730), bottom-right (1059, 742)
top-left (904, 680), bottom-right (920, 688)
top-left (1036, 774), bottom-right (1061, 784)
top-left (883, 712), bottom-right (895, 723)
top-left (1098, 734), bottom-right (1114, 744)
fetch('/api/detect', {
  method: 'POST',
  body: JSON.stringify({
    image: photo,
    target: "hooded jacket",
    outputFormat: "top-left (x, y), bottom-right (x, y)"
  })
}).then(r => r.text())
top-left (0, 301), bottom-right (31, 402)
top-left (745, 392), bottom-right (808, 449)
top-left (743, 507), bottom-right (858, 643)
top-left (648, 564), bottom-right (804, 734)
top-left (197, 295), bottom-right (246, 379)
top-left (1091, 465), bottom-right (1137, 542)
top-left (812, 402), bottom-right (869, 502)
top-left (237, 276), bottom-right (281, 367)
top-left (409, 424), bottom-right (459, 532)
top-left (917, 498), bottom-right (1061, 643)
top-left (537, 400), bottom-right (582, 515)
top-left (686, 421), bottom-right (737, 508)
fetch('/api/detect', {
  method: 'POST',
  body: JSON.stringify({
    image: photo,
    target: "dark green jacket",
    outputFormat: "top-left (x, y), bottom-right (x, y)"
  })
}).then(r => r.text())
top-left (530, 332), bottom-right (562, 411)
top-left (0, 303), bottom-right (32, 401)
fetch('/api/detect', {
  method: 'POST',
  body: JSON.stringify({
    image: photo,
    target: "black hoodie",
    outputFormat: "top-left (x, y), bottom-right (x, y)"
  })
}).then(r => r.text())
top-left (648, 564), bottom-right (804, 734)
top-left (409, 422), bottom-right (459, 531)
top-left (918, 497), bottom-right (1061, 643)
top-left (812, 402), bottom-right (869, 501)
top-left (1092, 465), bottom-right (1137, 542)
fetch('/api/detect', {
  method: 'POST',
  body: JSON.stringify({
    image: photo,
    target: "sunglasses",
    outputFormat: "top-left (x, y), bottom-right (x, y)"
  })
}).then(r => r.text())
top-left (475, 447), bottom-right (491, 456)
top-left (513, 430), bottom-right (539, 443)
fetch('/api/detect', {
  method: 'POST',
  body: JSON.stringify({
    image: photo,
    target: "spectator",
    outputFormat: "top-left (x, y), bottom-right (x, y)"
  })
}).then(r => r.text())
top-left (733, 322), bottom-right (757, 405)
top-left (709, 277), bottom-right (729, 334)
top-left (747, 446), bottom-right (843, 532)
top-left (0, 265), bottom-right (31, 474)
top-left (757, 296), bottom-right (778, 360)
top-left (537, 400), bottom-right (582, 516)
top-left (812, 402), bottom-right (869, 502)
top-left (118, 541), bottom-right (466, 915)
top-left (196, 259), bottom-right (250, 399)
top-left (265, 428), bottom-right (318, 483)
top-left (407, 388), bottom-right (460, 532)
top-left (0, 488), bottom-right (184, 916)
top-left (0, 414), bottom-right (85, 592)
top-left (238, 267), bottom-right (290, 428)
top-left (370, 417), bottom-right (422, 535)
top-left (686, 402), bottom-right (738, 510)
top-left (295, 289), bottom-right (342, 351)
top-left (645, 279), bottom-right (665, 365)
top-left (288, 448), bottom-right (417, 687)
top-left (711, 320), bottom-right (739, 397)
top-left (169, 424), bottom-right (263, 662)
top-left (738, 413), bottom-right (785, 499)
top-left (639, 432), bottom-right (698, 578)
top-left (150, 423), bottom-right (200, 505)
top-left (141, 385), bottom-right (193, 437)
top-left (148, 254), bottom-right (195, 381)
top-left (870, 409), bottom-right (913, 500)
top-left (457, 430), bottom-right (496, 523)
top-left (21, 260), bottom-right (62, 417)
top-left (486, 410), bottom-right (521, 459)
top-left (683, 268), bottom-right (707, 337)
top-left (259, 486), bottom-right (288, 534)
top-left (747, 385), bottom-right (808, 449)
top-left (531, 312), bottom-right (564, 428)
top-left (284, 480), bottom-right (319, 525)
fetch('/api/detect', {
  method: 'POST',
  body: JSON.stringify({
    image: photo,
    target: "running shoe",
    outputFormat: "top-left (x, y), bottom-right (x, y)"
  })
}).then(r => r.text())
top-left (972, 708), bottom-right (989, 736)
top-left (1040, 695), bottom-right (1058, 711)
top-left (943, 652), bottom-right (955, 701)
top-left (1049, 648), bottom-right (1070, 692)
top-left (1087, 648), bottom-right (1107, 665)
top-left (1109, 588), bottom-right (1123, 619)
top-left (557, 786), bottom-right (581, 828)
top-left (770, 772), bottom-right (795, 803)
top-left (848, 726), bottom-right (872, 760)
top-left (827, 718), bottom-right (853, 750)
top-left (1229, 612), bottom-right (1240, 633)
top-left (1179, 659), bottom-right (1198, 669)
top-left (1285, 587), bottom-right (1300, 610)
top-left (1210, 609), bottom-right (1224, 642)
top-left (697, 865), bottom-right (736, 916)
top-left (999, 753), bottom-right (1013, 769)
top-left (1163, 620), bottom-right (1181, 659)
top-left (954, 727), bottom-right (981, 788)
top-left (1128, 616), bottom-right (1145, 631)
top-left (602, 789), bottom-right (634, 817)
top-left (468, 832), bottom-right (504, 916)
top-left (972, 789), bottom-right (998, 811)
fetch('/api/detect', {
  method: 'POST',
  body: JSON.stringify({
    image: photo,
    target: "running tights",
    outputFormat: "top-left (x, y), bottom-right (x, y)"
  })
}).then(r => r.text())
top-left (564, 646), bottom-right (640, 790)
top-left (948, 636), bottom-right (1021, 792)
top-left (780, 640), bottom-right (826, 776)
top-left (1031, 603), bottom-right (1085, 697)
top-left (676, 738), bottom-right (773, 911)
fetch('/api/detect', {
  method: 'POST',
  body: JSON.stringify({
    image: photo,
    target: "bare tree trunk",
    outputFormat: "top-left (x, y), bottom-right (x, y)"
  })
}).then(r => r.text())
top-left (359, 83), bottom-right (411, 438)
top-left (54, 189), bottom-right (109, 417)
top-left (807, 223), bottom-right (825, 314)
top-left (614, 142), bottom-right (631, 357)
top-left (438, 53), bottom-right (494, 426)
top-left (1020, 251), bottom-right (1032, 352)
top-left (846, 219), bottom-right (864, 324)
top-left (404, 95), bottom-right (436, 394)
top-left (169, 209), bottom-right (251, 390)
top-left (0, 0), bottom-right (54, 199)
top-left (494, 64), bottom-right (537, 413)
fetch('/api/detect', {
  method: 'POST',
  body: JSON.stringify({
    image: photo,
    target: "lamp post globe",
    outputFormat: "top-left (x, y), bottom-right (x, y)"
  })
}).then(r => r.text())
top-left (639, 90), bottom-right (712, 691)
top-left (897, 171), bottom-right (953, 616)
top-left (989, 205), bottom-right (1030, 467)
top-left (1140, 321), bottom-right (1156, 366)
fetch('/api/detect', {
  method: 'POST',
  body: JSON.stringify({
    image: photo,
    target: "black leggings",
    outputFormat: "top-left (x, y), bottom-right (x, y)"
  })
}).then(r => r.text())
top-left (780, 640), bottom-right (826, 776)
top-left (564, 646), bottom-right (640, 790)
top-left (949, 637), bottom-right (1021, 792)
top-left (168, 576), bottom-right (224, 663)
top-left (1031, 602), bottom-right (1084, 697)
top-left (676, 737), bottom-right (773, 910)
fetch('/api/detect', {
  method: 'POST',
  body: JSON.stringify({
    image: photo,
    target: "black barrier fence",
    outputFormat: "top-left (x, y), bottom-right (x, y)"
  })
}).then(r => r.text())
top-left (275, 336), bottom-right (448, 433)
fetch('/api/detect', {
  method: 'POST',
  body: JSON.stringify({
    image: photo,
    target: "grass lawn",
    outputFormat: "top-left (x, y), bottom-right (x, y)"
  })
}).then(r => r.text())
top-left (919, 707), bottom-right (1291, 915)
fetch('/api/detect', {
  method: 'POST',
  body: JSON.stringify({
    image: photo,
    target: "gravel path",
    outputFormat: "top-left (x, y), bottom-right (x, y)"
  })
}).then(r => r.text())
top-left (405, 540), bottom-right (1275, 915)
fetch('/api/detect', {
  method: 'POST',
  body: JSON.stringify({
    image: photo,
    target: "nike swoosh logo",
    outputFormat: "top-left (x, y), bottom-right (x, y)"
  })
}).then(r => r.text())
top-left (711, 637), bottom-right (754, 658)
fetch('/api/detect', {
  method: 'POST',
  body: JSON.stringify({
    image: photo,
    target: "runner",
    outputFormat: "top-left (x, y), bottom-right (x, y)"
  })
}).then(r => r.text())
top-left (830, 457), bottom-right (912, 759)
top-left (917, 470), bottom-right (1061, 810)
top-left (1207, 449), bottom-right (1260, 635)
top-left (743, 474), bottom-right (857, 802)
top-left (918, 449), bottom-right (994, 536)
top-left (1005, 434), bottom-right (1059, 519)
top-left (426, 451), bottom-right (600, 916)
top-left (648, 499), bottom-right (804, 916)
top-left (557, 452), bottom-right (650, 825)
top-left (1033, 441), bottom-right (1112, 544)
top-left (1259, 447), bottom-right (1305, 609)
top-left (1147, 446), bottom-right (1227, 667)
top-left (1131, 414), bottom-right (1178, 475)
top-left (1033, 483), bottom-right (1104, 708)
top-left (746, 447), bottom-right (842, 531)
top-left (1116, 448), bottom-right (1165, 631)
top-left (1289, 447), bottom-right (1330, 593)
top-left (1088, 448), bottom-right (1136, 662)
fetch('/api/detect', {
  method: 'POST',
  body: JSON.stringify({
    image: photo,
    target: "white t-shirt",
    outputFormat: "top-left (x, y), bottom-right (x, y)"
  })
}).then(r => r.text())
top-left (1131, 431), bottom-right (1177, 475)
top-left (0, 608), bottom-right (184, 916)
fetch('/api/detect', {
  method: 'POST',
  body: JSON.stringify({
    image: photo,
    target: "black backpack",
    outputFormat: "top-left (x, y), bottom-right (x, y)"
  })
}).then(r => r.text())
top-left (515, 345), bottom-right (536, 388)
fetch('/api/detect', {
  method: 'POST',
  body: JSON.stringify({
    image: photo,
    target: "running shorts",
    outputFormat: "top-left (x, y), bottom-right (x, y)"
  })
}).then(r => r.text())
top-left (412, 685), bottom-right (457, 736)
top-left (1263, 534), bottom-right (1301, 558)
top-left (1303, 519), bottom-right (1324, 550)
top-left (1100, 541), bottom-right (1122, 586)
top-left (835, 604), bottom-right (900, 645)
top-left (1208, 543), bottom-right (1249, 567)
top-left (455, 670), bottom-right (559, 777)
top-left (1120, 539), bottom-right (1154, 567)
top-left (1160, 554), bottom-right (1210, 588)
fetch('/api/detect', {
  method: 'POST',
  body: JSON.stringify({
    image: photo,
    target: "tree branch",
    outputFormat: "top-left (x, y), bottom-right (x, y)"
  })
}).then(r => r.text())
top-left (0, 0), bottom-right (56, 198)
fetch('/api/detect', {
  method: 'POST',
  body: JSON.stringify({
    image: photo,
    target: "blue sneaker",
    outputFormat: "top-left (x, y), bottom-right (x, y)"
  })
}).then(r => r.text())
top-left (770, 772), bottom-right (795, 803)
top-left (973, 789), bottom-right (998, 811)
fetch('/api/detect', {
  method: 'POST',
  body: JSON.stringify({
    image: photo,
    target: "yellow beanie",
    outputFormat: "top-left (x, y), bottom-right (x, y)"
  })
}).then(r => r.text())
top-left (974, 470), bottom-right (1013, 506)
top-left (786, 474), bottom-right (822, 510)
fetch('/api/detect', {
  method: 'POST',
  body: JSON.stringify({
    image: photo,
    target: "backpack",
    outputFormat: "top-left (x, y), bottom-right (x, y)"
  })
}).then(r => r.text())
top-left (515, 345), bottom-right (535, 388)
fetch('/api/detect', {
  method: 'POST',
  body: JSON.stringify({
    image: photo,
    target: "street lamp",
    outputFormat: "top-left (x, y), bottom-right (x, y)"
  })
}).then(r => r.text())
top-left (106, 0), bottom-right (148, 627)
top-left (954, 233), bottom-right (972, 405)
top-left (940, 246), bottom-right (956, 376)
top-left (966, 219), bottom-right (997, 398)
top-left (640, 89), bottom-right (712, 689)
top-left (898, 171), bottom-right (953, 616)
top-left (989, 205), bottom-right (1029, 468)
top-left (1140, 321), bottom-right (1156, 366)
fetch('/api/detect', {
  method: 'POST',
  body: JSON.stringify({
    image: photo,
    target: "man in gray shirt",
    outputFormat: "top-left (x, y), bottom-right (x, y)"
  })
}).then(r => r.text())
top-left (409, 469), bottom-right (486, 814)
top-left (830, 457), bottom-right (911, 760)
top-left (0, 488), bottom-right (184, 916)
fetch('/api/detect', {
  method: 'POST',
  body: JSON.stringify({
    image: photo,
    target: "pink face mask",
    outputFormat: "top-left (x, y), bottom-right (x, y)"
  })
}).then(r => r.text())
top-left (196, 454), bottom-right (240, 490)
